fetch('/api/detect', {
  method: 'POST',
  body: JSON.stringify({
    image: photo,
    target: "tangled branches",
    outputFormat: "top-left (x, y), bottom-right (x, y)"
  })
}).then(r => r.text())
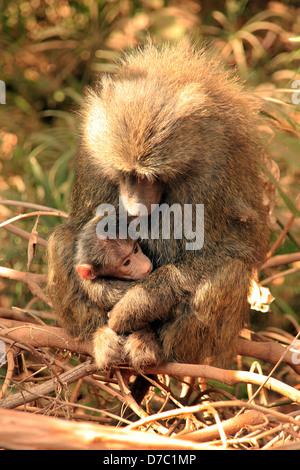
top-left (0, 200), bottom-right (300, 450)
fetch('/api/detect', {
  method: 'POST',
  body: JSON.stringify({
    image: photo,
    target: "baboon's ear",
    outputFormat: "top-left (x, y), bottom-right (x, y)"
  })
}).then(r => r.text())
top-left (76, 264), bottom-right (97, 280)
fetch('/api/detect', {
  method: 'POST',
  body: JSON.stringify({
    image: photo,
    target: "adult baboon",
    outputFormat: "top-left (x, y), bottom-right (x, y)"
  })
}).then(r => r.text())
top-left (48, 41), bottom-right (270, 370)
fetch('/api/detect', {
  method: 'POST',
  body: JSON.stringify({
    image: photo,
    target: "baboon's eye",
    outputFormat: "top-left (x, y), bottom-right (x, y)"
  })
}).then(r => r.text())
top-left (134, 245), bottom-right (138, 254)
top-left (123, 259), bottom-right (130, 266)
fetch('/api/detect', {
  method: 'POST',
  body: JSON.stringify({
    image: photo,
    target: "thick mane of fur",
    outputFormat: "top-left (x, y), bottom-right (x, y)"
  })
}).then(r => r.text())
top-left (81, 41), bottom-right (261, 183)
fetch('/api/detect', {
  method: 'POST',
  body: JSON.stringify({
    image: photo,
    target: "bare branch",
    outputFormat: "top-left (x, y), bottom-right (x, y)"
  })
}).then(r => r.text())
top-left (180, 409), bottom-right (267, 442)
top-left (0, 267), bottom-right (49, 306)
top-left (0, 360), bottom-right (97, 410)
top-left (0, 408), bottom-right (208, 450)
top-left (0, 210), bottom-right (68, 229)
top-left (0, 199), bottom-right (69, 217)
top-left (0, 221), bottom-right (47, 247)
top-left (262, 252), bottom-right (300, 269)
top-left (144, 363), bottom-right (300, 404)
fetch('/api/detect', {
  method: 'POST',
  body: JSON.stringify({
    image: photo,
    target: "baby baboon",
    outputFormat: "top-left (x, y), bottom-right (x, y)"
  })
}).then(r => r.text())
top-left (73, 217), bottom-right (163, 370)
top-left (75, 216), bottom-right (153, 281)
top-left (48, 219), bottom-right (163, 370)
top-left (48, 40), bottom-right (270, 370)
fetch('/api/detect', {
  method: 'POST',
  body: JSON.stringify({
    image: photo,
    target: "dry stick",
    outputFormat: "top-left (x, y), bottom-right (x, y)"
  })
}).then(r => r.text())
top-left (1, 222), bottom-right (48, 248)
top-left (0, 319), bottom-right (93, 356)
top-left (0, 347), bottom-right (16, 399)
top-left (180, 409), bottom-right (267, 443)
top-left (144, 363), bottom-right (300, 404)
top-left (125, 399), bottom-right (300, 432)
top-left (0, 210), bottom-right (68, 229)
top-left (12, 307), bottom-right (48, 325)
top-left (70, 378), bottom-right (83, 404)
top-left (261, 266), bottom-right (300, 286)
top-left (204, 405), bottom-right (227, 449)
top-left (115, 369), bottom-right (148, 420)
top-left (247, 331), bottom-right (300, 405)
top-left (262, 252), bottom-right (300, 269)
top-left (0, 408), bottom-right (209, 451)
top-left (267, 197), bottom-right (300, 259)
top-left (0, 267), bottom-right (48, 306)
top-left (0, 199), bottom-right (69, 217)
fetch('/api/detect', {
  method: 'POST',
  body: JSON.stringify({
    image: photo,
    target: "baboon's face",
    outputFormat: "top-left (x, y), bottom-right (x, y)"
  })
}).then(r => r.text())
top-left (120, 173), bottom-right (163, 216)
top-left (113, 241), bottom-right (153, 280)
top-left (81, 72), bottom-right (208, 219)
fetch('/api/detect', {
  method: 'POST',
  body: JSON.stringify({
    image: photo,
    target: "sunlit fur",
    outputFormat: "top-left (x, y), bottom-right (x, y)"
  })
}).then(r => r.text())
top-left (81, 41), bottom-right (261, 185)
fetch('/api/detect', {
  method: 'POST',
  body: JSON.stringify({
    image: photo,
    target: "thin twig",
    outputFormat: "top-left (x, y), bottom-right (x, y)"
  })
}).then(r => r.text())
top-left (262, 252), bottom-right (300, 269)
top-left (0, 346), bottom-right (16, 399)
top-left (125, 399), bottom-right (300, 432)
top-left (267, 197), bottom-right (300, 258)
top-left (248, 331), bottom-right (300, 405)
top-left (0, 210), bottom-right (68, 229)
top-left (0, 199), bottom-right (69, 217)
top-left (0, 267), bottom-right (49, 306)
top-left (261, 267), bottom-right (300, 285)
top-left (0, 221), bottom-right (47, 247)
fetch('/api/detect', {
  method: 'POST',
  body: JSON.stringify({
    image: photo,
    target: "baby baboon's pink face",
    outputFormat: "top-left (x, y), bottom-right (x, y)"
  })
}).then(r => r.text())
top-left (116, 242), bottom-right (153, 280)
top-left (76, 241), bottom-right (152, 281)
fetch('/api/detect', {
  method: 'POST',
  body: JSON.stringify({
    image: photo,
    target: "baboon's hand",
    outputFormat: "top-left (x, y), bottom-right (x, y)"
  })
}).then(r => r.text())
top-left (108, 286), bottom-right (151, 334)
top-left (93, 326), bottom-right (124, 369)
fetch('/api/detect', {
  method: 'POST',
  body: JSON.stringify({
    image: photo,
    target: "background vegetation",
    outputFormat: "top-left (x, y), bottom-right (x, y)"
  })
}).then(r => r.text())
top-left (0, 0), bottom-right (300, 449)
